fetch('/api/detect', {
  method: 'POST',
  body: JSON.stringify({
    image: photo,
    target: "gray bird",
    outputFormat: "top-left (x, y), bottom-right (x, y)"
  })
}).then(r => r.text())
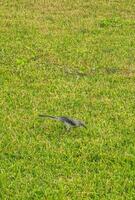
top-left (39, 114), bottom-right (86, 131)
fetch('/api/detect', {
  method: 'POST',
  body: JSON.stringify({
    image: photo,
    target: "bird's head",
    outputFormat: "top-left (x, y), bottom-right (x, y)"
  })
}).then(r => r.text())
top-left (79, 121), bottom-right (87, 129)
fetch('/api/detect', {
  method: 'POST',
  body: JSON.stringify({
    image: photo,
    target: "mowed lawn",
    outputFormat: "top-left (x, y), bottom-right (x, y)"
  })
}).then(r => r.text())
top-left (0, 0), bottom-right (135, 199)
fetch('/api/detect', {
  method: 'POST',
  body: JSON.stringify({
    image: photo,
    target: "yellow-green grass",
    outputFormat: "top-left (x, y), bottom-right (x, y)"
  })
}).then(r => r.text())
top-left (0, 0), bottom-right (135, 199)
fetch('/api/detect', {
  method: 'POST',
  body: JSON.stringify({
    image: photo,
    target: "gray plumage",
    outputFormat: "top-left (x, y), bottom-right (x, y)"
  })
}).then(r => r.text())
top-left (39, 114), bottom-right (86, 130)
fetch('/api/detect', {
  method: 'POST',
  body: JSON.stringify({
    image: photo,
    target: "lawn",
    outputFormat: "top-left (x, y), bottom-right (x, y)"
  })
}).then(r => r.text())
top-left (0, 0), bottom-right (135, 199)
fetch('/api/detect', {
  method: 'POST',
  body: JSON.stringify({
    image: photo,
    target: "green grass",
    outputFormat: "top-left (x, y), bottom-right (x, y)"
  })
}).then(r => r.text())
top-left (0, 0), bottom-right (135, 199)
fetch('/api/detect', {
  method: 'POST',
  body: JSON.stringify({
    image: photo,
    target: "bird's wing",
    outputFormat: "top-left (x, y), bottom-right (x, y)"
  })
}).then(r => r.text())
top-left (59, 117), bottom-right (77, 126)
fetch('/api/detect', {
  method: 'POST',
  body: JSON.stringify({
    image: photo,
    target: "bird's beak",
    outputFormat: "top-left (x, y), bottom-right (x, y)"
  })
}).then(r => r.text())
top-left (83, 124), bottom-right (87, 129)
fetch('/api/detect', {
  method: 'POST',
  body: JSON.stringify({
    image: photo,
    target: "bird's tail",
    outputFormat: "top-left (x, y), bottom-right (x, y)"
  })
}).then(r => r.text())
top-left (39, 114), bottom-right (58, 120)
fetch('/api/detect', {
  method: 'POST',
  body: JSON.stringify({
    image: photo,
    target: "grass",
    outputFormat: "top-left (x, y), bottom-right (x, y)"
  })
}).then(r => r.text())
top-left (0, 0), bottom-right (135, 199)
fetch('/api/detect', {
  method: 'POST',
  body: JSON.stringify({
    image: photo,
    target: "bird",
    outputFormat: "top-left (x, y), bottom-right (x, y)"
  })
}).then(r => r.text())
top-left (39, 114), bottom-right (86, 131)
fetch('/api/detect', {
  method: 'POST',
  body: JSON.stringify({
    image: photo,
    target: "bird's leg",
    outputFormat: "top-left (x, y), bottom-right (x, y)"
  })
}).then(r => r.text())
top-left (65, 123), bottom-right (71, 132)
top-left (66, 126), bottom-right (71, 132)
